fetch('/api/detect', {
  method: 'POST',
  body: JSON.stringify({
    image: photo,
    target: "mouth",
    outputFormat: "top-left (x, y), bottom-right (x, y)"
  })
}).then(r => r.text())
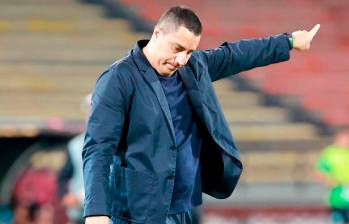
top-left (167, 63), bottom-right (178, 71)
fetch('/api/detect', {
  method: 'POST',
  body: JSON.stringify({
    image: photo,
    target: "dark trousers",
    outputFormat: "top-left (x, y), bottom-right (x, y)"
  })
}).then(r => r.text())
top-left (111, 210), bottom-right (192, 224)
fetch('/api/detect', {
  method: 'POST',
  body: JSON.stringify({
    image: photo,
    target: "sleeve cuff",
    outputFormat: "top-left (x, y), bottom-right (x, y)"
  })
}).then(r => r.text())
top-left (285, 32), bottom-right (293, 50)
top-left (84, 202), bottom-right (111, 218)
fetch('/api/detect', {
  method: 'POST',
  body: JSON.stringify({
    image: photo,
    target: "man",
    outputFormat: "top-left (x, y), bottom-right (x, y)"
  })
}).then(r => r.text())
top-left (316, 128), bottom-right (349, 224)
top-left (83, 6), bottom-right (320, 224)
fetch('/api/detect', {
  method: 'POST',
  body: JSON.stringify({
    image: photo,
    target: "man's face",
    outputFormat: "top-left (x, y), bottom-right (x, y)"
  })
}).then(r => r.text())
top-left (152, 25), bottom-right (201, 76)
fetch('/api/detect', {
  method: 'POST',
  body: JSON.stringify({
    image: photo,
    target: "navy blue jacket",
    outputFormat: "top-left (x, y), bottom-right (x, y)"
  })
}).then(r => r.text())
top-left (83, 34), bottom-right (290, 223)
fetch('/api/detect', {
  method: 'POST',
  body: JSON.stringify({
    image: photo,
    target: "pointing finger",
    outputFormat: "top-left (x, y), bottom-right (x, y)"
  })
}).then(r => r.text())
top-left (309, 24), bottom-right (320, 40)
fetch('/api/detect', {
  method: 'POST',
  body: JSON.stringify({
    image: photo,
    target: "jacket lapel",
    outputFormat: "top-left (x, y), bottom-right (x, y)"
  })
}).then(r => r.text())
top-left (178, 67), bottom-right (206, 123)
top-left (142, 68), bottom-right (176, 143)
top-left (131, 43), bottom-right (177, 143)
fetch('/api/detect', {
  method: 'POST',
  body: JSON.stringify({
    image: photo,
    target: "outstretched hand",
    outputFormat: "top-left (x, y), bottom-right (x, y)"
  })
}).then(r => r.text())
top-left (292, 24), bottom-right (320, 51)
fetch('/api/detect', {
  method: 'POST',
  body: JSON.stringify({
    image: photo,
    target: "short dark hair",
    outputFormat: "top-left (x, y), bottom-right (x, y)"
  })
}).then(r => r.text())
top-left (157, 6), bottom-right (202, 36)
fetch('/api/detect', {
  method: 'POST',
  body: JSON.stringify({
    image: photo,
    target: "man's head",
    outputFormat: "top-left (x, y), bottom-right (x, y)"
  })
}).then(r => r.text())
top-left (143, 6), bottom-right (202, 76)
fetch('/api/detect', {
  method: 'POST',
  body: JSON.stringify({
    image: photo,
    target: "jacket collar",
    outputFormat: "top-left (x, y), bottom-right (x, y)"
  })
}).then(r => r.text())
top-left (132, 40), bottom-right (152, 73)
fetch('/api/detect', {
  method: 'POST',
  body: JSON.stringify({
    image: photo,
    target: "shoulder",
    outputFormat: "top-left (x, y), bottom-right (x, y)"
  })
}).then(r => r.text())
top-left (110, 52), bottom-right (137, 74)
top-left (190, 50), bottom-right (208, 66)
top-left (187, 50), bottom-right (210, 76)
top-left (96, 53), bottom-right (136, 90)
top-left (102, 53), bottom-right (136, 81)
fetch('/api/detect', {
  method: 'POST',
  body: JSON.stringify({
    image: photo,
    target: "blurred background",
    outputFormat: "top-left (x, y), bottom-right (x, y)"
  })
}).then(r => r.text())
top-left (0, 0), bottom-right (348, 223)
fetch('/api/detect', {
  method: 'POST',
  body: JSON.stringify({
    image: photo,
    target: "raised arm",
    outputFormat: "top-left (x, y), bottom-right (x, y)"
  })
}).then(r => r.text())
top-left (198, 24), bottom-right (320, 82)
top-left (83, 68), bottom-right (129, 224)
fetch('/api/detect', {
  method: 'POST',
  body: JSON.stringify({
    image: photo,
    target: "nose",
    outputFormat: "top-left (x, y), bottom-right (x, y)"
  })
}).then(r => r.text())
top-left (175, 52), bottom-right (189, 67)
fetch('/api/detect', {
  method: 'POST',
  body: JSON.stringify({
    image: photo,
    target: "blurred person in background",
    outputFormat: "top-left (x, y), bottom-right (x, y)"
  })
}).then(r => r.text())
top-left (317, 127), bottom-right (349, 224)
top-left (82, 5), bottom-right (320, 224)
top-left (10, 195), bottom-right (49, 224)
top-left (10, 197), bottom-right (28, 224)
top-left (57, 94), bottom-right (92, 224)
top-left (27, 202), bottom-right (52, 224)
top-left (10, 168), bottom-right (56, 224)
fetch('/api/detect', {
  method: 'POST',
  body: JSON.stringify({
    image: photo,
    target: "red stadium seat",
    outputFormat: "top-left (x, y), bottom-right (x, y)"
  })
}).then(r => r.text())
top-left (115, 0), bottom-right (349, 128)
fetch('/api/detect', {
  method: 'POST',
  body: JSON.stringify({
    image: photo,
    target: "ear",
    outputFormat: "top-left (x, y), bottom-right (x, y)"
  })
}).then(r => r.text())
top-left (153, 25), bottom-right (161, 39)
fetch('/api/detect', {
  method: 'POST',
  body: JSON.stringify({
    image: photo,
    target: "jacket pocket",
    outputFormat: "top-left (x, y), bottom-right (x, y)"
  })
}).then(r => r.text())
top-left (112, 166), bottom-right (154, 223)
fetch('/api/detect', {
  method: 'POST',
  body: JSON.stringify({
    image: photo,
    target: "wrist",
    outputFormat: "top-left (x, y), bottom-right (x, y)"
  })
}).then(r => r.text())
top-left (85, 216), bottom-right (110, 224)
top-left (288, 33), bottom-right (293, 49)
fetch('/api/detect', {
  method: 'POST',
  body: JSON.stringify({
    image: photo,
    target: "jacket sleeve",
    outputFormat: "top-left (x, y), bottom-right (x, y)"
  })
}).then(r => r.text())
top-left (82, 68), bottom-right (128, 217)
top-left (197, 33), bottom-right (291, 82)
